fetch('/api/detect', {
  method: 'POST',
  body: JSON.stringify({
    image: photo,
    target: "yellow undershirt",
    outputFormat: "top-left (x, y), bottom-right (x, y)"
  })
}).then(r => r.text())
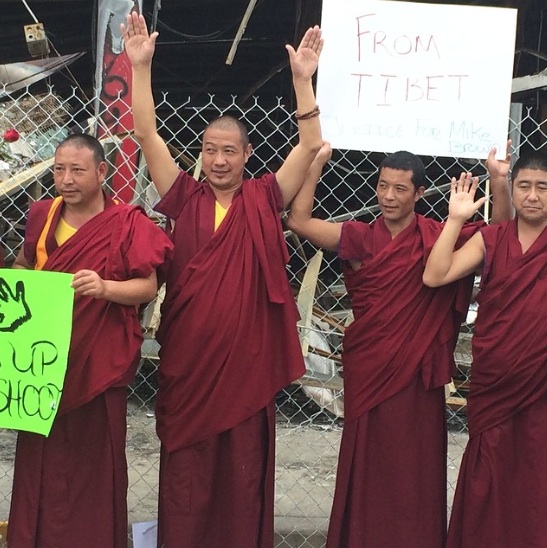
top-left (54, 216), bottom-right (78, 246)
top-left (214, 201), bottom-right (229, 231)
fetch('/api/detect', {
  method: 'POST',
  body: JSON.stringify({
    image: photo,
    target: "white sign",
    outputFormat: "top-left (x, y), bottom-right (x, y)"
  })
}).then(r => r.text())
top-left (317, 0), bottom-right (517, 159)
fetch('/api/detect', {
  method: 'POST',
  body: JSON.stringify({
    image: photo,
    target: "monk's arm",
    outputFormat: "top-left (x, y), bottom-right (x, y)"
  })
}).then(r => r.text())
top-left (423, 225), bottom-right (485, 287)
top-left (286, 143), bottom-right (341, 252)
top-left (276, 26), bottom-right (323, 208)
top-left (487, 141), bottom-right (513, 223)
top-left (71, 269), bottom-right (158, 305)
top-left (423, 174), bottom-right (486, 287)
top-left (12, 247), bottom-right (33, 269)
top-left (123, 12), bottom-right (179, 198)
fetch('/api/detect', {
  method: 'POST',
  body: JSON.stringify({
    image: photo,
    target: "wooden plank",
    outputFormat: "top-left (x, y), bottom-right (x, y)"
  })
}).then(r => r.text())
top-left (446, 396), bottom-right (467, 411)
top-left (293, 370), bottom-right (343, 392)
top-left (0, 157), bottom-right (53, 200)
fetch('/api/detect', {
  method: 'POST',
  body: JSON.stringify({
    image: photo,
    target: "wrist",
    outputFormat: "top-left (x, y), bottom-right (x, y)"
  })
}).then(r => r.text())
top-left (446, 215), bottom-right (467, 228)
top-left (132, 63), bottom-right (153, 75)
top-left (489, 174), bottom-right (509, 186)
top-left (101, 279), bottom-right (113, 301)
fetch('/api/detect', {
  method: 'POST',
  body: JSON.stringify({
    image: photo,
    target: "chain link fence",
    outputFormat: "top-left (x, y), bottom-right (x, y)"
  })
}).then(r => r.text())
top-left (0, 85), bottom-right (546, 547)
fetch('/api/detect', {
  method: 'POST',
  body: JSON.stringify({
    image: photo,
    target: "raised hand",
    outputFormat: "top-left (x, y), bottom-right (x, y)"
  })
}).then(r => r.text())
top-left (285, 26), bottom-right (324, 81)
top-left (121, 11), bottom-right (158, 68)
top-left (448, 172), bottom-right (486, 223)
top-left (486, 139), bottom-right (512, 181)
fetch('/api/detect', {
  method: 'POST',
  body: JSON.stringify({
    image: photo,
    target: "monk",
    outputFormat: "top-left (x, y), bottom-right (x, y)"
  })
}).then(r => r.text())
top-left (7, 133), bottom-right (173, 548)
top-left (122, 11), bottom-right (323, 548)
top-left (423, 151), bottom-right (547, 548)
top-left (286, 142), bottom-right (512, 547)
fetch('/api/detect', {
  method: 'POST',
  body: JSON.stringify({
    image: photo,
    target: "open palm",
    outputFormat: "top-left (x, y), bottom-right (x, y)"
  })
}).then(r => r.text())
top-left (121, 12), bottom-right (158, 68)
top-left (286, 26), bottom-right (323, 80)
top-left (448, 173), bottom-right (486, 222)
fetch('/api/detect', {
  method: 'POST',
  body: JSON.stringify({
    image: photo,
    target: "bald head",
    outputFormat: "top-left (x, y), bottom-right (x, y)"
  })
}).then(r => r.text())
top-left (205, 115), bottom-right (250, 148)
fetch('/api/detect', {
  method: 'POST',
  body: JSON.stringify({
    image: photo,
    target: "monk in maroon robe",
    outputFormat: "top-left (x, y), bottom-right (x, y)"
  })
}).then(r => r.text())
top-left (7, 134), bottom-right (173, 548)
top-left (424, 151), bottom-right (547, 548)
top-left (287, 142), bottom-right (512, 547)
top-left (123, 12), bottom-right (324, 547)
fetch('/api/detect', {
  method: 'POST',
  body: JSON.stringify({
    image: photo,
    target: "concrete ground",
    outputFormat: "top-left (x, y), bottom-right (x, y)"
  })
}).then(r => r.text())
top-left (0, 403), bottom-right (469, 548)
top-left (125, 403), bottom-right (468, 548)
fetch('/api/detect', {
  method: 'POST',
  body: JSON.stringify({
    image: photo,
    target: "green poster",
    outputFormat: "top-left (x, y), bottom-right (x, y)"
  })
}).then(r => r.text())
top-left (0, 268), bottom-right (74, 436)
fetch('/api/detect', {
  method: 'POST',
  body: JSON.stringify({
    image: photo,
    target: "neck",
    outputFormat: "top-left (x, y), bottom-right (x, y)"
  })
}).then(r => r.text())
top-left (384, 213), bottom-right (415, 239)
top-left (517, 217), bottom-right (547, 237)
top-left (210, 183), bottom-right (242, 208)
top-left (62, 196), bottom-right (105, 228)
top-left (517, 217), bottom-right (547, 253)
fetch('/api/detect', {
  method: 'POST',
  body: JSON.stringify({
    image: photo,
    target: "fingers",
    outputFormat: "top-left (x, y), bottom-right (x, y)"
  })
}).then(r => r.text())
top-left (314, 144), bottom-right (332, 166)
top-left (449, 173), bottom-right (485, 220)
top-left (122, 12), bottom-right (158, 42)
top-left (71, 270), bottom-right (104, 297)
top-left (289, 26), bottom-right (324, 56)
top-left (285, 44), bottom-right (296, 63)
top-left (487, 140), bottom-right (512, 166)
top-left (476, 196), bottom-right (488, 208)
top-left (300, 26), bottom-right (323, 53)
top-left (125, 11), bottom-right (146, 37)
top-left (454, 172), bottom-right (477, 193)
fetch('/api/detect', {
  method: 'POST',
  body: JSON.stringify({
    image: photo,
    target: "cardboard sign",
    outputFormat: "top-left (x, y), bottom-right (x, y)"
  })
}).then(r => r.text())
top-left (0, 269), bottom-right (74, 436)
top-left (317, 0), bottom-right (517, 159)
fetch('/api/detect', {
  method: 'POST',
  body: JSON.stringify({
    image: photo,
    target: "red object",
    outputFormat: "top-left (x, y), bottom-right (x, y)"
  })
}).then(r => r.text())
top-left (9, 388), bottom-right (129, 548)
top-left (339, 215), bottom-right (478, 421)
top-left (447, 219), bottom-right (547, 547)
top-left (159, 404), bottom-right (276, 548)
top-left (326, 215), bottom-right (481, 548)
top-left (154, 171), bottom-right (305, 452)
top-left (22, 196), bottom-right (172, 414)
top-left (328, 377), bottom-right (448, 547)
top-left (3, 128), bottom-right (19, 142)
top-left (153, 171), bottom-right (304, 547)
top-left (96, 29), bottom-right (138, 203)
top-left (9, 196), bottom-right (172, 547)
top-left (468, 219), bottom-right (547, 436)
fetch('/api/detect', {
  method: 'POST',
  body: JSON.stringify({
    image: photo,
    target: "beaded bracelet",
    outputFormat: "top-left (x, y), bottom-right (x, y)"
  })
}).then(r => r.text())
top-left (295, 105), bottom-right (320, 120)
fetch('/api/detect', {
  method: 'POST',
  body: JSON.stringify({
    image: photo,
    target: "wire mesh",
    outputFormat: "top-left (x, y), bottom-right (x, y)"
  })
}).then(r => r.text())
top-left (1, 84), bottom-right (546, 546)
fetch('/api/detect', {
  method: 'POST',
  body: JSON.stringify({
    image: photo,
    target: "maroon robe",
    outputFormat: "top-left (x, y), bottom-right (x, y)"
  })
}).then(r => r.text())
top-left (447, 220), bottom-right (547, 548)
top-left (153, 171), bottom-right (305, 547)
top-left (8, 197), bottom-right (173, 548)
top-left (327, 215), bottom-right (478, 548)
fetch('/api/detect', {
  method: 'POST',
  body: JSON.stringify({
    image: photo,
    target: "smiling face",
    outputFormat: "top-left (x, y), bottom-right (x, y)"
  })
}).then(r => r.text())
top-left (201, 121), bottom-right (252, 194)
top-left (376, 167), bottom-right (424, 233)
top-left (53, 143), bottom-right (107, 211)
top-left (512, 168), bottom-right (547, 228)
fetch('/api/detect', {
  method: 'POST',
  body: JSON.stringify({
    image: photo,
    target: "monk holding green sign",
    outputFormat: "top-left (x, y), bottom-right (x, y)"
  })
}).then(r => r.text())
top-left (7, 134), bottom-right (173, 548)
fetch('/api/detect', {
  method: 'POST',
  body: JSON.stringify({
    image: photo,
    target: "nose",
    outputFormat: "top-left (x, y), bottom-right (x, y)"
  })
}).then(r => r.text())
top-left (527, 186), bottom-right (539, 201)
top-left (384, 186), bottom-right (395, 200)
top-left (213, 151), bottom-right (226, 165)
top-left (57, 170), bottom-right (73, 185)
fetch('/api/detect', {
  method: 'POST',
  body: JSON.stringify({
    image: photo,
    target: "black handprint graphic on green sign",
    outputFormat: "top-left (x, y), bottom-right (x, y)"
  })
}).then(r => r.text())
top-left (0, 278), bottom-right (32, 332)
